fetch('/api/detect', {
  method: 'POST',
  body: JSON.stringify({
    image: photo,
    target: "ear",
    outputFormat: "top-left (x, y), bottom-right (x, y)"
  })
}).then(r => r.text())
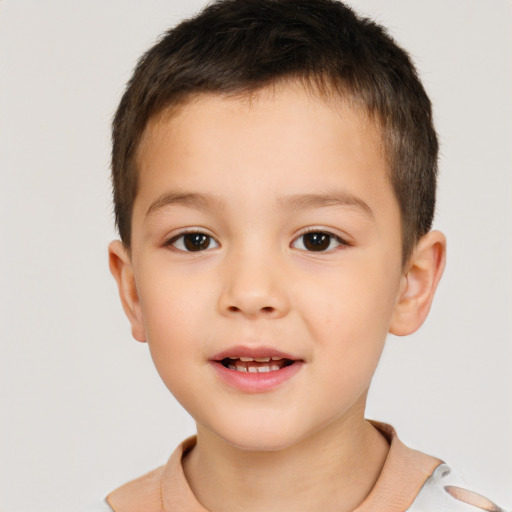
top-left (108, 240), bottom-right (146, 342)
top-left (389, 230), bottom-right (446, 336)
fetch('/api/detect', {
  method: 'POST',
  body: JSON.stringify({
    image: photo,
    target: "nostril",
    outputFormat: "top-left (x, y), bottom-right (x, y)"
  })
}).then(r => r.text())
top-left (261, 306), bottom-right (275, 313)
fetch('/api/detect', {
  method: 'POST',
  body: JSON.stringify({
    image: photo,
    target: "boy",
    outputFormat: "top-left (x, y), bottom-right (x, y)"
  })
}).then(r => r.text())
top-left (104, 0), bottom-right (506, 510)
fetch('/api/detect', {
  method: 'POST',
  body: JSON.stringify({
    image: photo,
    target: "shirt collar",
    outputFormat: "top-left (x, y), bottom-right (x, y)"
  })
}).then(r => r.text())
top-left (108, 421), bottom-right (441, 512)
top-left (161, 421), bottom-right (441, 512)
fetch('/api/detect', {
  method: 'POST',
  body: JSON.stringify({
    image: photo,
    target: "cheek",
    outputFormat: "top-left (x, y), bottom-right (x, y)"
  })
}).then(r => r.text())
top-left (295, 261), bottom-right (402, 383)
top-left (138, 256), bottom-right (210, 334)
top-left (136, 268), bottom-right (211, 382)
top-left (300, 266), bottom-right (400, 334)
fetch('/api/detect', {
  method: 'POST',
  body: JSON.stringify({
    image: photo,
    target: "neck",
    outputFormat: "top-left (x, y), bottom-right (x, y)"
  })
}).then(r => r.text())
top-left (182, 409), bottom-right (389, 512)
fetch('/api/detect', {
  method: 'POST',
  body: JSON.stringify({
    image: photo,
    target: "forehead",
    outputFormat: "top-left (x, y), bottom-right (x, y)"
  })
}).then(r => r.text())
top-left (134, 82), bottom-right (394, 218)
top-left (138, 80), bottom-right (385, 161)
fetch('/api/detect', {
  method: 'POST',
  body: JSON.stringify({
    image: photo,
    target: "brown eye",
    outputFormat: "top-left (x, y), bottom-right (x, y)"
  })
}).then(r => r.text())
top-left (292, 231), bottom-right (345, 252)
top-left (303, 232), bottom-right (330, 251)
top-left (169, 232), bottom-right (219, 252)
top-left (184, 233), bottom-right (210, 251)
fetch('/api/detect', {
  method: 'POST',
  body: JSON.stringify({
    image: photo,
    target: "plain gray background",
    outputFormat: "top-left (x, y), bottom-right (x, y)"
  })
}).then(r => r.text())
top-left (0, 1), bottom-right (511, 510)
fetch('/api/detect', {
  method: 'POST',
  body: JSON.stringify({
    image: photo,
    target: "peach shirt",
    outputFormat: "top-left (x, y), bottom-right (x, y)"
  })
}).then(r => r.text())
top-left (103, 423), bottom-right (506, 512)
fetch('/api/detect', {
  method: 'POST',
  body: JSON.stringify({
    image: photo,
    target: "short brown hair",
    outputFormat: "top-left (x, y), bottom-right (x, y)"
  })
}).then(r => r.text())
top-left (112, 0), bottom-right (438, 262)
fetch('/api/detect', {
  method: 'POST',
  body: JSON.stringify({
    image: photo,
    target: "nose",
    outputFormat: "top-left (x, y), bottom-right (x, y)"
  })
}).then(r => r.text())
top-left (217, 248), bottom-right (290, 319)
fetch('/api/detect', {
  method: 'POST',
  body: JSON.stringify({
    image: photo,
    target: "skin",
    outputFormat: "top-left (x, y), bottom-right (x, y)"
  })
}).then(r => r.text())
top-left (109, 82), bottom-right (446, 512)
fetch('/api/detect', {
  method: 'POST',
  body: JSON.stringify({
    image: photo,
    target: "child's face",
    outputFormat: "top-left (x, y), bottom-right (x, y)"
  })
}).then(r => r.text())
top-left (115, 83), bottom-right (407, 451)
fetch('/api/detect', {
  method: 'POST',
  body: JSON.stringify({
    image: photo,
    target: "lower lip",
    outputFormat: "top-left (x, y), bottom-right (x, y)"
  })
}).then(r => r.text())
top-left (211, 361), bottom-right (304, 393)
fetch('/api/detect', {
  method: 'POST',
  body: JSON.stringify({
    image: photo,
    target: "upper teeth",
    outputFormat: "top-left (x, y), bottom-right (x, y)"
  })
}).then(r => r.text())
top-left (236, 357), bottom-right (281, 362)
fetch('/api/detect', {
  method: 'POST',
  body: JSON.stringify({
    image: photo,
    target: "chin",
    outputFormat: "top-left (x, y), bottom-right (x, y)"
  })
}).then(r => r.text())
top-left (208, 419), bottom-right (309, 453)
top-left (225, 435), bottom-right (299, 453)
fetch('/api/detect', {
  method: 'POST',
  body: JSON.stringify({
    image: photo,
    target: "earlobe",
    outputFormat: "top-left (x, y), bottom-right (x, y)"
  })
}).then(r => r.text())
top-left (389, 230), bottom-right (446, 336)
top-left (108, 240), bottom-right (147, 343)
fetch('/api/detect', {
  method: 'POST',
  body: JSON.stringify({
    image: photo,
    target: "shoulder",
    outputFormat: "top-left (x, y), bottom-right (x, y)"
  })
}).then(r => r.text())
top-left (103, 436), bottom-right (197, 512)
top-left (105, 465), bottom-right (165, 512)
top-left (368, 422), bottom-right (508, 512)
top-left (408, 463), bottom-right (507, 512)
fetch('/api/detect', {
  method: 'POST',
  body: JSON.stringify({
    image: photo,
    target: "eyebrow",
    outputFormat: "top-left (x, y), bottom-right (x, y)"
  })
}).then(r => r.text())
top-left (146, 190), bottom-right (374, 218)
top-left (276, 192), bottom-right (374, 217)
top-left (146, 192), bottom-right (224, 216)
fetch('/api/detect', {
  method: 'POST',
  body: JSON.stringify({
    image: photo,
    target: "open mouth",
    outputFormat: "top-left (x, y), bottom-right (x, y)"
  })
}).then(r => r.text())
top-left (219, 356), bottom-right (295, 373)
top-left (211, 349), bottom-right (303, 391)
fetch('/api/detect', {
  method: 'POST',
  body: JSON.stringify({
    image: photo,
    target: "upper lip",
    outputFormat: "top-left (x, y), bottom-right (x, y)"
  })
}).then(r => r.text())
top-left (210, 345), bottom-right (302, 362)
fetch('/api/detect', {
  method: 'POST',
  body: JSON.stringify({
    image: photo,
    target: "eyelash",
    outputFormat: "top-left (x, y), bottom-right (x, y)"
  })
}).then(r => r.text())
top-left (165, 229), bottom-right (350, 253)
